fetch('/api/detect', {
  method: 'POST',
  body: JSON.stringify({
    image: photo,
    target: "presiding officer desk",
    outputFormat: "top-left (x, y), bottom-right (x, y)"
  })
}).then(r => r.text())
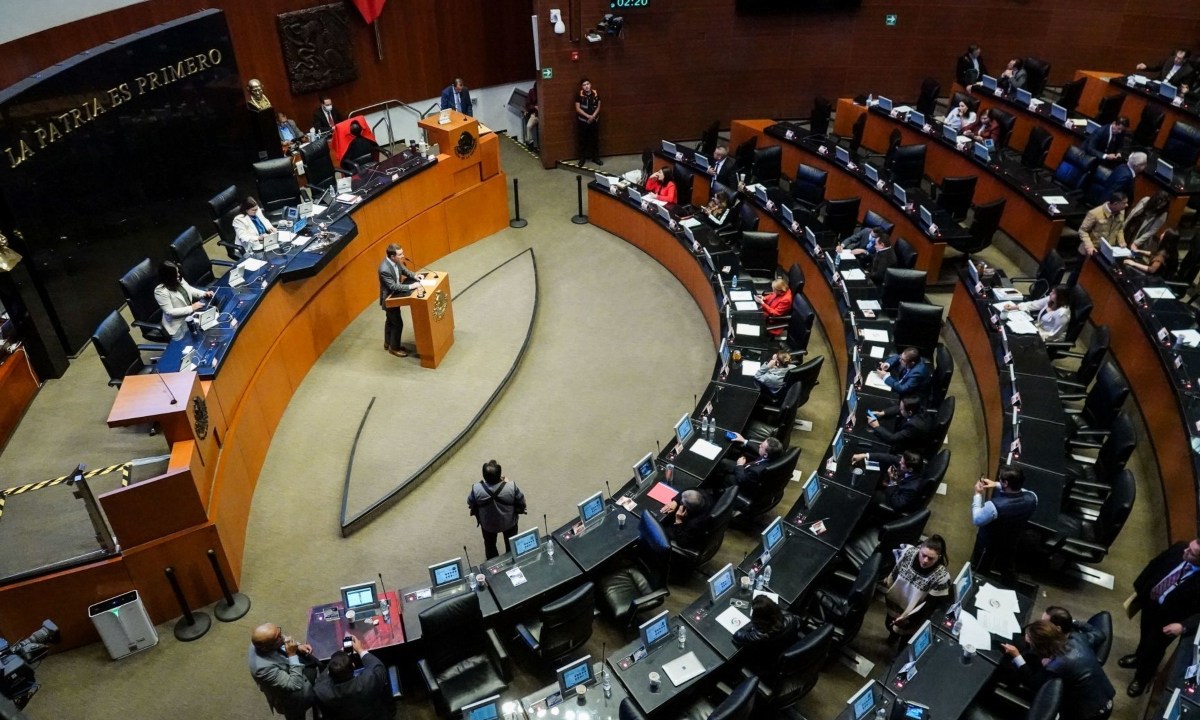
top-left (0, 111), bottom-right (511, 649)
top-left (1076, 70), bottom-right (1200, 153)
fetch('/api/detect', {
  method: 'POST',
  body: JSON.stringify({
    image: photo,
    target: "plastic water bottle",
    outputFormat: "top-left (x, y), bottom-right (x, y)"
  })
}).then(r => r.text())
top-left (677, 625), bottom-right (687, 649)
top-left (731, 274), bottom-right (738, 289)
top-left (867, 93), bottom-right (875, 107)
top-left (952, 617), bottom-right (963, 637)
top-left (762, 565), bottom-right (773, 588)
top-left (747, 566), bottom-right (758, 590)
top-left (546, 540), bottom-right (555, 561)
top-left (701, 415), bottom-right (710, 436)
top-left (602, 667), bottom-right (612, 698)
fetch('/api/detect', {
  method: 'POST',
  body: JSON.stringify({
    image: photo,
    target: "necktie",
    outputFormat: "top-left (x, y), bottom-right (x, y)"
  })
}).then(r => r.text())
top-left (1152, 562), bottom-right (1190, 602)
top-left (325, 108), bottom-right (333, 125)
top-left (455, 92), bottom-right (462, 112)
top-left (252, 215), bottom-right (266, 234)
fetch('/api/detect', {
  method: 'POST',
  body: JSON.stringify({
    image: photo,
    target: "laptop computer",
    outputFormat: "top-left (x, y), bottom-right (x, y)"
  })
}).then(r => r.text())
top-left (662, 140), bottom-right (677, 156)
top-left (662, 651), bottom-right (705, 686)
top-left (340, 581), bottom-right (381, 618)
top-left (907, 110), bottom-right (925, 128)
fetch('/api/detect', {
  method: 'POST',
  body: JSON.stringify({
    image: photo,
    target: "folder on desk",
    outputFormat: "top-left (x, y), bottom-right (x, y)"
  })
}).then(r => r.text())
top-left (646, 482), bottom-right (679, 505)
top-left (730, 290), bottom-right (754, 302)
top-left (741, 360), bottom-right (762, 375)
top-left (734, 301), bottom-right (758, 312)
top-left (861, 328), bottom-right (889, 343)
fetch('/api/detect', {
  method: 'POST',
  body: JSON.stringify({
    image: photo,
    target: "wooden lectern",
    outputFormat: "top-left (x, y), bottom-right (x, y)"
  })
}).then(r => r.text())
top-left (418, 109), bottom-right (478, 155)
top-left (386, 271), bottom-right (455, 368)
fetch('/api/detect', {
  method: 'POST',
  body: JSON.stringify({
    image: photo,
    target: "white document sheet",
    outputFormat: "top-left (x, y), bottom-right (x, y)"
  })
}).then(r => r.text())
top-left (735, 301), bottom-right (758, 312)
top-left (689, 439), bottom-right (722, 460)
top-left (957, 611), bottom-right (994, 651)
top-left (735, 323), bottom-right (761, 337)
top-left (715, 606), bottom-right (752, 634)
top-left (861, 328), bottom-right (890, 343)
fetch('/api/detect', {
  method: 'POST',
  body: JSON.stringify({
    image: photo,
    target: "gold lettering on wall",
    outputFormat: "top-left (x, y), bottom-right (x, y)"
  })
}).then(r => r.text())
top-left (5, 50), bottom-right (224, 170)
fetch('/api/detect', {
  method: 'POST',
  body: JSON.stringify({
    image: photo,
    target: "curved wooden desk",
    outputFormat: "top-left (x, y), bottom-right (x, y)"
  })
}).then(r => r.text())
top-left (0, 135), bottom-right (509, 648)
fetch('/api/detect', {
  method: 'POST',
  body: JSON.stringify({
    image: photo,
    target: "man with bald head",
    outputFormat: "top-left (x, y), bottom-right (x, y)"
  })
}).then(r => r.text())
top-left (248, 622), bottom-right (317, 719)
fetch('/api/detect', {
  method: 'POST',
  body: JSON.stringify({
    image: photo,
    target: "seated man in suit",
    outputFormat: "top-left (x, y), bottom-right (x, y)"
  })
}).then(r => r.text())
top-left (850, 449), bottom-right (926, 515)
top-left (1082, 117), bottom-right (1130, 166)
top-left (314, 636), bottom-right (394, 720)
top-left (998, 58), bottom-right (1028, 95)
top-left (707, 145), bottom-right (738, 188)
top-left (1078, 192), bottom-right (1128, 257)
top-left (276, 112), bottom-right (307, 152)
top-left (866, 394), bottom-right (935, 454)
top-left (440, 77), bottom-right (473, 116)
top-left (1137, 49), bottom-right (1195, 87)
top-left (716, 435), bottom-right (785, 496)
top-left (312, 96), bottom-right (344, 134)
top-left (869, 232), bottom-right (898, 286)
top-left (1100, 152), bottom-right (1147, 204)
top-left (659, 489), bottom-right (712, 548)
top-left (874, 347), bottom-right (932, 401)
top-left (837, 225), bottom-right (882, 260)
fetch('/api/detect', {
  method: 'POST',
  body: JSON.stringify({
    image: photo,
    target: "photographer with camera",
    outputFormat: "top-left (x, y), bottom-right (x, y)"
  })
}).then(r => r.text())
top-left (315, 635), bottom-right (394, 719)
top-left (248, 623), bottom-right (317, 720)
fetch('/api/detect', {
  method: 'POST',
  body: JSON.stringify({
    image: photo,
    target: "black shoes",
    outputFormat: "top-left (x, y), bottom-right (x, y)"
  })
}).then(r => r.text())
top-left (1127, 679), bottom-right (1147, 697)
top-left (1117, 654), bottom-right (1138, 669)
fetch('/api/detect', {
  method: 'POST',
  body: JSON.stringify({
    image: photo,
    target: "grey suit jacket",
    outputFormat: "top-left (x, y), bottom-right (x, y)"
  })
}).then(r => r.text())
top-left (248, 644), bottom-right (315, 720)
top-left (154, 280), bottom-right (206, 339)
top-left (378, 258), bottom-right (419, 308)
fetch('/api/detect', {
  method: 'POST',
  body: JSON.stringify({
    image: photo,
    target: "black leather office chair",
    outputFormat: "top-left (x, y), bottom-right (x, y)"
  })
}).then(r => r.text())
top-left (207, 185), bottom-right (243, 260)
top-left (697, 120), bottom-right (720, 157)
top-left (880, 268), bottom-right (927, 310)
top-left (1130, 105), bottom-right (1166, 150)
top-left (170, 225), bottom-right (235, 287)
top-left (514, 581), bottom-right (595, 664)
top-left (734, 446), bottom-right (801, 520)
top-left (810, 96), bottom-right (833, 136)
top-left (861, 209), bottom-right (895, 236)
top-left (971, 678), bottom-right (1063, 720)
top-left (300, 137), bottom-right (338, 194)
top-left (1011, 248), bottom-right (1065, 300)
top-left (1059, 283), bottom-right (1093, 347)
top-left (893, 237), bottom-right (918, 270)
top-left (688, 676), bottom-right (759, 720)
top-left (751, 146), bottom-right (783, 187)
top-left (738, 231), bottom-right (779, 292)
top-left (950, 91), bottom-right (978, 116)
top-left (750, 624), bottom-right (835, 713)
top-left (823, 197), bottom-right (861, 239)
top-left (745, 383), bottom-right (804, 447)
top-left (1064, 363), bottom-right (1129, 447)
top-left (807, 552), bottom-right (883, 649)
top-left (935, 175), bottom-right (977, 222)
top-left (1047, 468), bottom-right (1135, 566)
top-left (791, 164), bottom-right (828, 211)
top-left (1064, 411), bottom-right (1135, 497)
top-left (893, 302), bottom-right (942, 359)
top-left (889, 144), bottom-right (927, 189)
top-left (1054, 325), bottom-right (1110, 393)
top-left (1083, 165), bottom-right (1113, 208)
top-left (915, 77), bottom-right (940, 117)
top-left (792, 354), bottom-right (824, 412)
top-left (874, 449), bottom-right (949, 521)
top-left (618, 698), bottom-right (646, 720)
top-left (842, 509), bottom-right (932, 575)
top-left (1057, 78), bottom-right (1086, 112)
top-left (91, 311), bottom-right (166, 388)
top-left (1024, 57), bottom-right (1051, 96)
top-left (597, 511), bottom-right (671, 627)
top-left (416, 592), bottom-right (512, 717)
top-left (1162, 120), bottom-right (1200, 168)
top-left (1094, 93), bottom-right (1125, 125)
top-left (1021, 126), bottom-right (1053, 170)
top-left (252, 157), bottom-right (302, 219)
top-left (990, 109), bottom-right (1017, 151)
top-left (929, 346), bottom-right (954, 409)
top-left (673, 162), bottom-right (695, 207)
top-left (784, 294), bottom-right (815, 355)
top-left (1051, 146), bottom-right (1098, 195)
top-left (671, 488), bottom-right (737, 574)
top-left (734, 136), bottom-right (758, 176)
top-left (118, 258), bottom-right (171, 343)
top-left (840, 113), bottom-right (867, 160)
top-left (952, 198), bottom-right (1005, 256)
top-left (786, 262), bottom-right (805, 296)
top-left (926, 399), bottom-right (955, 456)
top-left (877, 128), bottom-right (902, 169)
top-left (1088, 611), bottom-right (1114, 665)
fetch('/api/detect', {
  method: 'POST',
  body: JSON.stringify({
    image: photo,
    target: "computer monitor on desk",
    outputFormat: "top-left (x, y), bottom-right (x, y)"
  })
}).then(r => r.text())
top-left (781, 203), bottom-right (794, 227)
top-left (919, 206), bottom-right (933, 228)
top-left (695, 154), bottom-right (710, 171)
top-left (512, 528), bottom-right (541, 558)
top-left (848, 681), bottom-right (881, 720)
top-left (639, 610), bottom-right (673, 651)
top-left (577, 491), bottom-right (606, 525)
top-left (973, 143), bottom-right (990, 163)
top-left (836, 146), bottom-right (851, 166)
top-left (1015, 88), bottom-right (1032, 105)
top-left (877, 96), bottom-right (893, 112)
top-left (831, 428), bottom-right (846, 462)
top-left (633, 452), bottom-right (656, 485)
top-left (656, 204), bottom-right (672, 223)
top-left (907, 110), bottom-right (925, 128)
top-left (762, 516), bottom-right (786, 556)
top-left (1164, 688), bottom-right (1183, 720)
top-left (662, 140), bottom-right (677, 156)
top-left (865, 164), bottom-right (880, 183)
top-left (674, 414), bottom-right (695, 447)
top-left (1160, 82), bottom-right (1178, 100)
top-left (627, 187), bottom-right (645, 205)
top-left (953, 562), bottom-right (974, 606)
top-left (892, 184), bottom-right (908, 206)
top-left (461, 695), bottom-right (501, 720)
top-left (1050, 103), bottom-right (1068, 122)
top-left (804, 226), bottom-right (820, 254)
top-left (908, 619), bottom-right (933, 664)
top-left (707, 563), bottom-right (736, 603)
top-left (1156, 158), bottom-right (1175, 183)
top-left (557, 655), bottom-right (596, 695)
top-left (428, 558), bottom-right (464, 588)
top-left (980, 74), bottom-right (998, 91)
top-left (1086, 120), bottom-right (1101, 136)
top-left (942, 125), bottom-right (958, 143)
top-left (801, 471), bottom-right (822, 509)
top-left (340, 581), bottom-right (381, 617)
top-left (595, 173), bottom-right (617, 190)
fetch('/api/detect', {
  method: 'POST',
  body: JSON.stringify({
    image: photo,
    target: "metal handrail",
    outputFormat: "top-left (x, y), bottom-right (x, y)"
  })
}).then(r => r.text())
top-left (349, 99), bottom-right (441, 148)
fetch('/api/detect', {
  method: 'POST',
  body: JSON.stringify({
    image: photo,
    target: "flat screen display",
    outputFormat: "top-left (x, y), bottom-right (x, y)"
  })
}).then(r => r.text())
top-left (1015, 88), bottom-right (1032, 105)
top-left (907, 111), bottom-right (924, 127)
top-left (512, 528), bottom-right (540, 557)
top-left (578, 492), bottom-right (605, 523)
top-left (803, 471), bottom-right (822, 506)
top-left (461, 695), bottom-right (500, 720)
top-left (892, 184), bottom-right (907, 205)
top-left (850, 681), bottom-right (876, 720)
top-left (835, 146), bottom-right (851, 165)
top-left (973, 143), bottom-right (990, 163)
top-left (633, 452), bottom-right (655, 483)
top-left (428, 558), bottom-right (463, 587)
top-left (639, 610), bottom-right (672, 649)
top-left (1050, 103), bottom-right (1068, 121)
top-left (909, 619), bottom-right (933, 662)
top-left (674, 414), bottom-right (694, 446)
top-left (763, 516), bottom-right (784, 553)
top-left (943, 125), bottom-right (957, 142)
top-left (707, 563), bottom-right (735, 602)
top-left (865, 164), bottom-right (879, 182)
top-left (341, 582), bottom-right (378, 611)
top-left (557, 656), bottom-right (594, 694)
top-left (953, 562), bottom-right (973, 604)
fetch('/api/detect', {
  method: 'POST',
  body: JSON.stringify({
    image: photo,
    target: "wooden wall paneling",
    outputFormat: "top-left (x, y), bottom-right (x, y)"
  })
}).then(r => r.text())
top-left (99, 466), bottom-right (208, 549)
top-left (121, 524), bottom-right (234, 625)
top-left (444, 174), bottom-right (512, 252)
top-left (0, 557), bottom-right (133, 650)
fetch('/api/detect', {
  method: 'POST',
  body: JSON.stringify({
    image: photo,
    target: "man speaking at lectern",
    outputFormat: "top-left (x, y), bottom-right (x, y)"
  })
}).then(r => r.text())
top-left (379, 244), bottom-right (422, 358)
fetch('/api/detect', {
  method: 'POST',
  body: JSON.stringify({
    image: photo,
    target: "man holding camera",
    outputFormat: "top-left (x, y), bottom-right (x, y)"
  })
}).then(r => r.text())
top-left (248, 623), bottom-right (317, 720)
top-left (315, 635), bottom-right (395, 719)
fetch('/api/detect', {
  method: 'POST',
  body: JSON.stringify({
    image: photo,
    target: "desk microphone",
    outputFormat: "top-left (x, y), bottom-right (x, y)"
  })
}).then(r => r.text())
top-left (157, 373), bottom-right (178, 405)
top-left (543, 513), bottom-right (550, 537)
top-left (656, 440), bottom-right (661, 456)
top-left (403, 257), bottom-right (439, 280)
top-left (605, 481), bottom-right (613, 501)
top-left (463, 545), bottom-right (475, 573)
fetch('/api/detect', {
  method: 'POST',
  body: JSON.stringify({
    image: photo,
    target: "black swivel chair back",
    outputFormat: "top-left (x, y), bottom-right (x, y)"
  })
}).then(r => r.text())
top-left (1064, 284), bottom-right (1093, 345)
top-left (598, 512), bottom-right (671, 627)
top-left (416, 592), bottom-right (510, 717)
top-left (1023, 249), bottom-right (1066, 300)
top-left (760, 624), bottom-right (836, 711)
top-left (919, 448), bottom-right (951, 506)
top-left (673, 162), bottom-right (695, 207)
top-left (1027, 679), bottom-right (1064, 720)
top-left (252, 157), bottom-right (302, 217)
top-left (736, 202), bottom-right (760, 234)
top-left (810, 97), bottom-right (833, 136)
top-left (641, 149), bottom-right (654, 180)
top-left (1053, 146), bottom-right (1098, 192)
top-left (1091, 469), bottom-right (1136, 547)
top-left (1057, 78), bottom-right (1086, 112)
top-left (1162, 121), bottom-right (1200, 168)
top-left (737, 446), bottom-right (801, 518)
top-left (1022, 126), bottom-right (1054, 169)
top-left (708, 676), bottom-right (759, 720)
top-left (791, 164), bottom-right (828, 209)
top-left (848, 113), bottom-right (867, 157)
top-left (937, 175), bottom-right (977, 221)
top-left (991, 108), bottom-right (1017, 150)
top-left (916, 77), bottom-right (940, 117)
top-left (786, 263), bottom-right (805, 296)
top-left (516, 581), bottom-right (596, 663)
top-left (739, 231), bottom-right (780, 284)
top-left (1095, 93), bottom-right (1126, 125)
top-left (170, 226), bottom-right (216, 287)
top-left (734, 136), bottom-right (758, 175)
top-left (1080, 363), bottom-right (1129, 432)
top-left (785, 294), bottom-right (815, 355)
top-left (878, 508), bottom-right (932, 562)
top-left (118, 258), bottom-right (170, 343)
top-left (880, 268), bottom-right (927, 309)
top-left (956, 197), bottom-right (1005, 255)
top-left (929, 346), bottom-right (954, 409)
top-left (950, 91), bottom-right (979, 115)
top-left (207, 185), bottom-right (243, 260)
top-left (751, 146), bottom-right (783, 187)
top-left (671, 488), bottom-right (738, 571)
top-left (1024, 57), bottom-right (1051, 96)
top-left (1087, 611), bottom-right (1114, 665)
top-left (889, 144), bottom-right (927, 189)
top-left (698, 121), bottom-right (720, 157)
top-left (92, 311), bottom-right (158, 387)
top-left (862, 209), bottom-right (895, 236)
top-left (1083, 165), bottom-right (1113, 208)
top-left (824, 197), bottom-right (861, 239)
top-left (1094, 411), bottom-right (1137, 483)
top-left (893, 237), bottom-right (918, 270)
top-left (794, 355), bottom-right (824, 408)
top-left (619, 699), bottom-right (647, 720)
top-left (300, 137), bottom-right (337, 194)
top-left (823, 551), bottom-right (884, 646)
top-left (1065, 325), bottom-right (1110, 387)
top-left (893, 302), bottom-right (943, 358)
top-left (1131, 105), bottom-right (1166, 149)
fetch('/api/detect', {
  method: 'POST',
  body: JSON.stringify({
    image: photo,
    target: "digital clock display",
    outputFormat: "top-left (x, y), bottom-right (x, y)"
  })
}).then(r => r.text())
top-left (611, 0), bottom-right (648, 7)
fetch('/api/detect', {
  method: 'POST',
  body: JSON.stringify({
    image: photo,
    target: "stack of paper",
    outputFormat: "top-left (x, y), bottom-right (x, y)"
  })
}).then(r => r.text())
top-left (864, 372), bottom-right (891, 391)
top-left (1145, 287), bottom-right (1177, 300)
top-left (680, 217), bottom-right (703, 228)
top-left (736, 323), bottom-right (761, 337)
top-left (735, 301), bottom-right (758, 312)
top-left (956, 611), bottom-right (993, 651)
top-left (730, 290), bottom-right (754, 302)
top-left (861, 328), bottom-right (890, 343)
top-left (1005, 312), bottom-right (1038, 335)
top-left (973, 583), bottom-right (1022, 640)
top-left (842, 268), bottom-right (866, 281)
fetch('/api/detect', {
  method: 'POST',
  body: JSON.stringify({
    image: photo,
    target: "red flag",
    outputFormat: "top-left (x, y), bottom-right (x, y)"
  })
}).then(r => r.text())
top-left (350, 0), bottom-right (386, 24)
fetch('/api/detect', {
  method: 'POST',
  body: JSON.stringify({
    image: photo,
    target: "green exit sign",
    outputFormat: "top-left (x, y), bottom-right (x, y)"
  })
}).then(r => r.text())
top-left (885, 14), bottom-right (898, 26)
top-left (541, 67), bottom-right (554, 79)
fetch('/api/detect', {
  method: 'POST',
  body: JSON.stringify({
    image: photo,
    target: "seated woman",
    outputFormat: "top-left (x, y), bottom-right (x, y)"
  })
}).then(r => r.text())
top-left (701, 190), bottom-right (732, 227)
top-left (1126, 191), bottom-right (1171, 257)
top-left (1125, 227), bottom-right (1180, 278)
top-left (964, 108), bottom-right (1003, 145)
top-left (882, 535), bottom-right (951, 643)
top-left (645, 166), bottom-right (678, 204)
top-left (758, 277), bottom-right (793, 335)
top-left (754, 351), bottom-right (793, 396)
top-left (153, 259), bottom-right (213, 340)
top-left (1001, 620), bottom-right (1116, 720)
top-left (231, 197), bottom-right (276, 253)
top-left (943, 99), bottom-right (977, 133)
top-left (732, 595), bottom-right (803, 676)
top-left (1004, 285), bottom-right (1071, 342)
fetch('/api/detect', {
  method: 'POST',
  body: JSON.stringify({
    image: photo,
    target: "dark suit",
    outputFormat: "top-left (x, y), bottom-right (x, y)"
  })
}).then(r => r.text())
top-left (881, 355), bottom-right (932, 400)
top-left (1147, 58), bottom-right (1196, 88)
top-left (717, 442), bottom-right (771, 495)
top-left (870, 246), bottom-right (898, 286)
top-left (1100, 162), bottom-right (1137, 203)
top-left (378, 258), bottom-right (420, 351)
top-left (957, 53), bottom-right (988, 86)
top-left (315, 652), bottom-right (394, 720)
top-left (439, 85), bottom-right (473, 116)
top-left (313, 104), bottom-right (344, 134)
top-left (1130, 543), bottom-right (1200, 682)
top-left (1082, 125), bottom-right (1124, 163)
top-left (867, 453), bottom-right (924, 514)
top-left (1012, 640), bottom-right (1115, 720)
top-left (712, 155), bottom-right (738, 188)
top-left (663, 490), bottom-right (711, 550)
top-left (870, 405), bottom-right (935, 453)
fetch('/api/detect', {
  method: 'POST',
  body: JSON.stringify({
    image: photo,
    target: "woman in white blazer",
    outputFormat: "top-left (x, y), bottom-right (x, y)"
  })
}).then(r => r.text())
top-left (231, 197), bottom-right (275, 252)
top-left (154, 260), bottom-right (212, 339)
